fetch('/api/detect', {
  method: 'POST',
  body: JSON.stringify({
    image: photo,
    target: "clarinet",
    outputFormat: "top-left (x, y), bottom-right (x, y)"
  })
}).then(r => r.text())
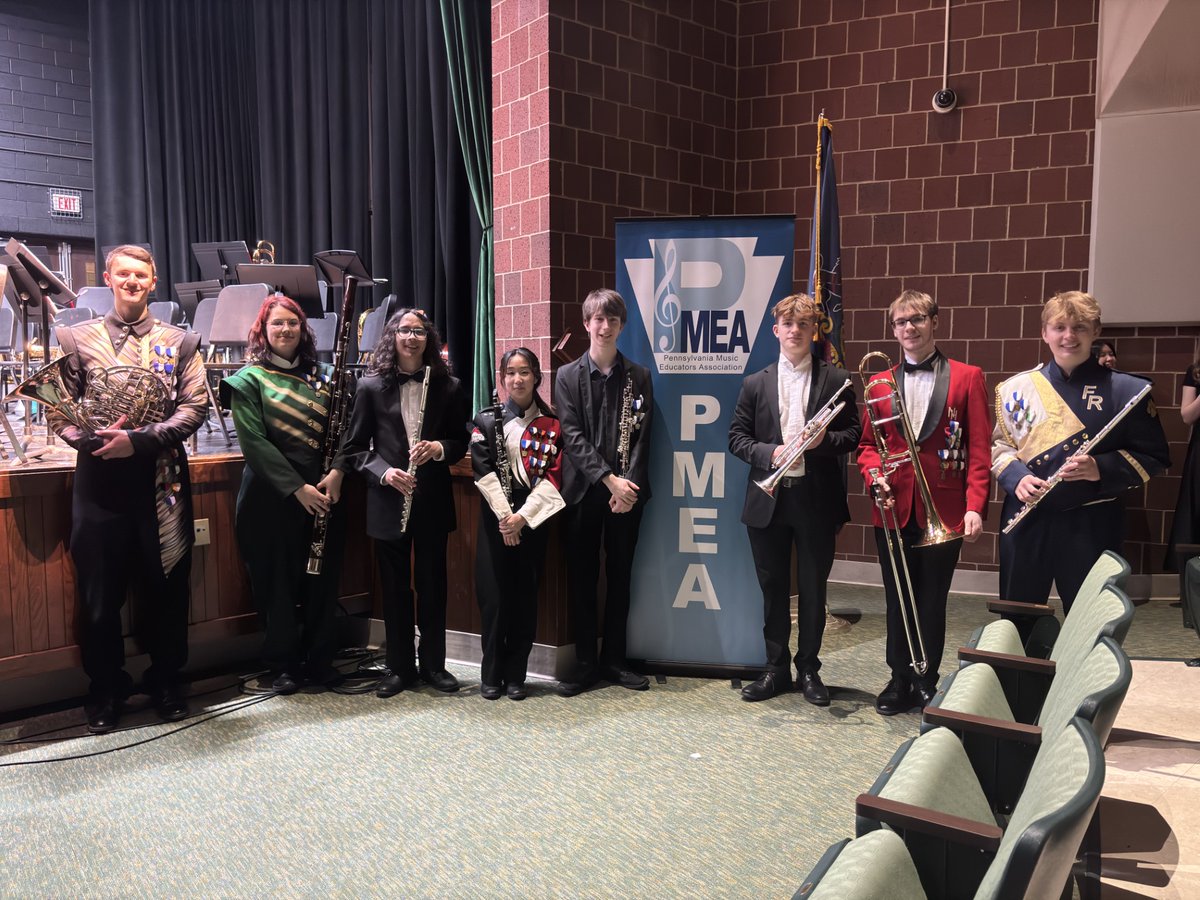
top-left (399, 366), bottom-right (432, 535)
top-left (491, 389), bottom-right (514, 512)
top-left (615, 372), bottom-right (645, 477)
top-left (306, 274), bottom-right (361, 575)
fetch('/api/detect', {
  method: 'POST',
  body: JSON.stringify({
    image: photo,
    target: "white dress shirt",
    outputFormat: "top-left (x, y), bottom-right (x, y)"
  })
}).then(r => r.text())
top-left (903, 352), bottom-right (936, 432)
top-left (778, 352), bottom-right (813, 476)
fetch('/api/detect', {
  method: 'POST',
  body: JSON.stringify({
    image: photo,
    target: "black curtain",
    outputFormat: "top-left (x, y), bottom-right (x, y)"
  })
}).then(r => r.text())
top-left (90, 0), bottom-right (483, 374)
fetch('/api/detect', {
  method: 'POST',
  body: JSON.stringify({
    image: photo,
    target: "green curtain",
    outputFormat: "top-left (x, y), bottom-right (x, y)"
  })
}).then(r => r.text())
top-left (438, 0), bottom-right (493, 413)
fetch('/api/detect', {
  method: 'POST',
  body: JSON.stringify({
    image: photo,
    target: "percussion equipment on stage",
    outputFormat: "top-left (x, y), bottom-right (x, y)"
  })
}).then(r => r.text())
top-left (859, 351), bottom-right (963, 676)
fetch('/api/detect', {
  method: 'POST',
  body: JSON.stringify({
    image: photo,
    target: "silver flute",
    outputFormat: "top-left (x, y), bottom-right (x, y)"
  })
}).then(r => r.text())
top-left (399, 366), bottom-right (432, 535)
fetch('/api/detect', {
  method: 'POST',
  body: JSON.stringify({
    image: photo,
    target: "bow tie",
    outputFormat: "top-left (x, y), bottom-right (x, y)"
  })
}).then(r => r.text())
top-left (903, 355), bottom-right (938, 374)
top-left (396, 370), bottom-right (425, 386)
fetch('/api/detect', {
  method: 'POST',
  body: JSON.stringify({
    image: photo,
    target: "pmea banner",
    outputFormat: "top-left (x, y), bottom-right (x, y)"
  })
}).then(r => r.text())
top-left (616, 216), bottom-right (795, 669)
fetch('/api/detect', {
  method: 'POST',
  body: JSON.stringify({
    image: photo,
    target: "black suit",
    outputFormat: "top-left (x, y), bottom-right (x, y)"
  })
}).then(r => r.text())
top-left (554, 352), bottom-right (653, 675)
top-left (728, 356), bottom-right (860, 677)
top-left (343, 370), bottom-right (470, 673)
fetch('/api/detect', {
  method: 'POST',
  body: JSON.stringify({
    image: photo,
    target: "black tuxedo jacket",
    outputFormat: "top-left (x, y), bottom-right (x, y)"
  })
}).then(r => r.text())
top-left (342, 370), bottom-right (470, 541)
top-left (728, 356), bottom-right (861, 529)
top-left (554, 352), bottom-right (653, 506)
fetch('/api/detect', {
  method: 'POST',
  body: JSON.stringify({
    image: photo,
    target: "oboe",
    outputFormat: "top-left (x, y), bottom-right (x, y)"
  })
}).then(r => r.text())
top-left (306, 274), bottom-right (360, 575)
top-left (491, 389), bottom-right (513, 511)
top-left (1001, 381), bottom-right (1152, 534)
top-left (399, 365), bottom-right (432, 535)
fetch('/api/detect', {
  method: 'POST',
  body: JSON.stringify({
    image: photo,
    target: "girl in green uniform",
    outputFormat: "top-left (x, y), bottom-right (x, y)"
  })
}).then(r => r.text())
top-left (221, 296), bottom-right (349, 693)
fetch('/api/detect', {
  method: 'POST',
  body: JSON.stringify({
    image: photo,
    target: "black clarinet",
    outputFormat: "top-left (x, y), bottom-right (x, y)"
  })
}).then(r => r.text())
top-left (306, 274), bottom-right (360, 575)
top-left (491, 389), bottom-right (513, 511)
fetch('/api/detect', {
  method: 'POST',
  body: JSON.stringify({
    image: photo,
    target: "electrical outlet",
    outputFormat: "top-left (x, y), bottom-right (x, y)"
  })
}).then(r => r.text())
top-left (194, 518), bottom-right (211, 546)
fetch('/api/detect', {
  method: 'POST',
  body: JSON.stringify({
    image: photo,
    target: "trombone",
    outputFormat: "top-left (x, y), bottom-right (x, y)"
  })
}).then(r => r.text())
top-left (859, 351), bottom-right (963, 676)
top-left (754, 378), bottom-right (852, 497)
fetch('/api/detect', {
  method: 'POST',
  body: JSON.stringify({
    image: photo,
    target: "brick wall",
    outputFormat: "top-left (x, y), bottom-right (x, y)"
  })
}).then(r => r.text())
top-left (492, 0), bottom-right (740, 376)
top-left (0, 1), bottom-right (92, 242)
top-left (731, 0), bottom-right (1198, 575)
top-left (491, 0), bottom-right (1196, 576)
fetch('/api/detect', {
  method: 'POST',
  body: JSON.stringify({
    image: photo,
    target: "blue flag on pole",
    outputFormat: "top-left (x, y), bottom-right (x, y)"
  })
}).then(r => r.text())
top-left (807, 115), bottom-right (845, 367)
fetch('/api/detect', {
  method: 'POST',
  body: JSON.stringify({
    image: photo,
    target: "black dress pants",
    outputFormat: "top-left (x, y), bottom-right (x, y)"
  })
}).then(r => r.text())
top-left (70, 482), bottom-right (190, 702)
top-left (1000, 500), bottom-right (1124, 619)
top-left (874, 521), bottom-right (961, 688)
top-left (563, 484), bottom-right (643, 675)
top-left (237, 474), bottom-right (343, 674)
top-left (746, 478), bottom-right (835, 676)
top-left (375, 529), bottom-right (449, 674)
top-left (475, 491), bottom-right (547, 687)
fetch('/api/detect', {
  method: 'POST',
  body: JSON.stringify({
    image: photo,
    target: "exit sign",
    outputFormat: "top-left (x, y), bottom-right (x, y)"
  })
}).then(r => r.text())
top-left (48, 189), bottom-right (83, 218)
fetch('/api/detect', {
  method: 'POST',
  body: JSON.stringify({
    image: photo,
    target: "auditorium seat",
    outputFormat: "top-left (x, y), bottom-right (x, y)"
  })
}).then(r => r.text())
top-left (148, 300), bottom-right (184, 326)
top-left (957, 582), bottom-right (1134, 723)
top-left (75, 285), bottom-right (115, 318)
top-left (358, 306), bottom-right (385, 363)
top-left (966, 551), bottom-right (1130, 660)
top-left (799, 717), bottom-right (1104, 900)
top-left (920, 636), bottom-right (1130, 813)
top-left (309, 313), bottom-right (338, 363)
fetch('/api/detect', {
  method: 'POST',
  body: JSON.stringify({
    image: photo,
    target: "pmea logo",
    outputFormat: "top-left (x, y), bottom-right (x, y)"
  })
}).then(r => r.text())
top-left (625, 237), bottom-right (784, 374)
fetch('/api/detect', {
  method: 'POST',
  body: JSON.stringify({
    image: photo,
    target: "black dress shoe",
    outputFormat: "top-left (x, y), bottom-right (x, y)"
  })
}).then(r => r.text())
top-left (480, 684), bottom-right (503, 701)
top-left (506, 683), bottom-right (528, 701)
top-left (271, 672), bottom-right (300, 695)
top-left (420, 669), bottom-right (460, 693)
top-left (376, 672), bottom-right (414, 698)
top-left (556, 672), bottom-right (598, 697)
top-left (799, 670), bottom-right (830, 706)
top-left (874, 677), bottom-right (915, 716)
top-left (600, 666), bottom-right (649, 691)
top-left (86, 700), bottom-right (120, 734)
top-left (153, 685), bottom-right (188, 722)
top-left (741, 671), bottom-right (791, 702)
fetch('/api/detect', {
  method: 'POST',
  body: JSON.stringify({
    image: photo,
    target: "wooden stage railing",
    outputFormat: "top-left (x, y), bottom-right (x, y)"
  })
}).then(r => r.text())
top-left (0, 454), bottom-right (573, 687)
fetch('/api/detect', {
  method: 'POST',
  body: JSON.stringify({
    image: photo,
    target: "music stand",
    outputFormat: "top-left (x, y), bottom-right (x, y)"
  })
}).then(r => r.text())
top-left (191, 241), bottom-right (250, 284)
top-left (5, 238), bottom-right (77, 308)
top-left (235, 264), bottom-right (324, 320)
top-left (1, 258), bottom-right (59, 455)
top-left (172, 279), bottom-right (222, 324)
top-left (314, 249), bottom-right (385, 316)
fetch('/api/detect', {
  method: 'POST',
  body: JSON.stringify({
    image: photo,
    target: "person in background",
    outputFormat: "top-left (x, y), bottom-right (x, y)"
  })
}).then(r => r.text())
top-left (1093, 339), bottom-right (1118, 369)
top-left (1166, 345), bottom-right (1200, 571)
top-left (221, 295), bottom-right (350, 694)
top-left (343, 308), bottom-right (470, 698)
top-left (470, 348), bottom-right (564, 700)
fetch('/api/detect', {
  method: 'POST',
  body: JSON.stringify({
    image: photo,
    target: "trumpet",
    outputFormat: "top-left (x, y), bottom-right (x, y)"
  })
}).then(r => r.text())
top-left (754, 378), bottom-right (852, 497)
top-left (859, 351), bottom-right (963, 676)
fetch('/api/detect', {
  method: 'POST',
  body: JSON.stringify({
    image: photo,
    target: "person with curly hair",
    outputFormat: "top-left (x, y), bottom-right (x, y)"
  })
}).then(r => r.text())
top-left (343, 308), bottom-right (470, 698)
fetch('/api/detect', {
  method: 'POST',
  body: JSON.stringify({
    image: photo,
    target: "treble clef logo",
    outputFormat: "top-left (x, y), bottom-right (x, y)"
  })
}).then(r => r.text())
top-left (654, 240), bottom-right (681, 352)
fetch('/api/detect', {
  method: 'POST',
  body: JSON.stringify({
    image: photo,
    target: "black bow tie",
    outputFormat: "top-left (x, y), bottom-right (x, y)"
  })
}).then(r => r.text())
top-left (395, 370), bottom-right (424, 386)
top-left (903, 355), bottom-right (937, 374)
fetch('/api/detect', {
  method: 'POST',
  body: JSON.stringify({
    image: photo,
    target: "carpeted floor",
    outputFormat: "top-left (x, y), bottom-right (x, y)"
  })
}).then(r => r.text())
top-left (0, 584), bottom-right (1194, 899)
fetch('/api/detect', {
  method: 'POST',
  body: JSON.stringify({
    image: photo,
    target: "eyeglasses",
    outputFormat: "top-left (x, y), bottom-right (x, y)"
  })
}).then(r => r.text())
top-left (891, 314), bottom-right (930, 329)
top-left (397, 326), bottom-right (428, 338)
top-left (268, 318), bottom-right (300, 329)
